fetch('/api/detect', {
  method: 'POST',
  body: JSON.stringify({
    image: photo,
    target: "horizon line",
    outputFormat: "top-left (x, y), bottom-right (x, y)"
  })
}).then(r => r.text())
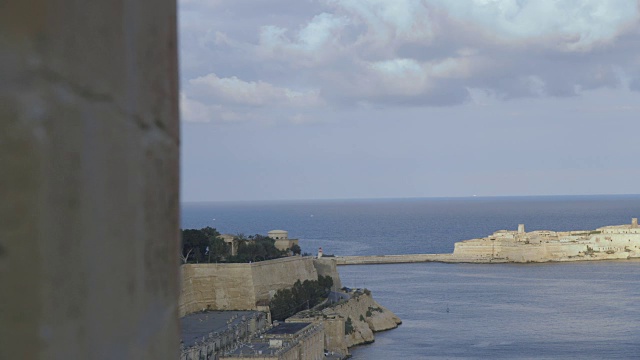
top-left (180, 193), bottom-right (640, 204)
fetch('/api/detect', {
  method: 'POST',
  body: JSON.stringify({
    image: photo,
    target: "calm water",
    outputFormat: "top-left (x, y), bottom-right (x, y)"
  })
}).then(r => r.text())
top-left (181, 195), bottom-right (640, 359)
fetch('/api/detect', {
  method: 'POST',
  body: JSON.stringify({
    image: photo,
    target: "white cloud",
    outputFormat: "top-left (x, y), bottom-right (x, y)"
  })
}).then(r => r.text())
top-left (180, 93), bottom-right (246, 123)
top-left (327, 0), bottom-right (434, 46)
top-left (179, 0), bottom-right (640, 112)
top-left (189, 73), bottom-right (324, 107)
top-left (368, 58), bottom-right (431, 96)
top-left (431, 0), bottom-right (639, 50)
top-left (258, 13), bottom-right (349, 65)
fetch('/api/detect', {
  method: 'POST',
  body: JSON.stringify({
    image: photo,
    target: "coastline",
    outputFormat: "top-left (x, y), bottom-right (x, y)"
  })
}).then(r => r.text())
top-left (335, 218), bottom-right (640, 266)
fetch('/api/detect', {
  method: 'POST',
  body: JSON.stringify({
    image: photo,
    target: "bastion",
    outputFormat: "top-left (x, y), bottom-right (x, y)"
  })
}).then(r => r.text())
top-left (179, 256), bottom-right (342, 316)
top-left (453, 218), bottom-right (640, 263)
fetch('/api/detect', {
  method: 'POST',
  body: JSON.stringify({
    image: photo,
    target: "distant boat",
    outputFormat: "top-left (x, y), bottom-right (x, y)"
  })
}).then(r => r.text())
top-left (446, 304), bottom-right (450, 313)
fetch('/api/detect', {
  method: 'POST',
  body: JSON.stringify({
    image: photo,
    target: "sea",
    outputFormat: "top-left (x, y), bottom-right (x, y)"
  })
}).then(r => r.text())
top-left (181, 195), bottom-right (640, 359)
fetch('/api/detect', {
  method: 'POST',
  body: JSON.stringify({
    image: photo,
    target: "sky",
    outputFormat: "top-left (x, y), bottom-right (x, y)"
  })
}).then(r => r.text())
top-left (179, 0), bottom-right (640, 202)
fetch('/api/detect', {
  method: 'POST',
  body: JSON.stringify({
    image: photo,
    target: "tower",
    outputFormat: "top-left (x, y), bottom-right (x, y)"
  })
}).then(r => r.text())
top-left (518, 224), bottom-right (525, 233)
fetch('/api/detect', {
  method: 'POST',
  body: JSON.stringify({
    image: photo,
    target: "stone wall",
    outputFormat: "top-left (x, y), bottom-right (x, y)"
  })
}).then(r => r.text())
top-left (179, 257), bottom-right (319, 316)
top-left (312, 258), bottom-right (343, 289)
top-left (180, 264), bottom-right (257, 314)
top-left (1, 1), bottom-right (180, 358)
top-left (287, 315), bottom-right (347, 356)
top-left (251, 257), bottom-right (319, 303)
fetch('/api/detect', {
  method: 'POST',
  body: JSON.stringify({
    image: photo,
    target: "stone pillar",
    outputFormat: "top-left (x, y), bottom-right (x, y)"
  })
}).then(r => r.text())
top-left (633, 218), bottom-right (638, 228)
top-left (518, 224), bottom-right (525, 233)
top-left (0, 0), bottom-right (179, 359)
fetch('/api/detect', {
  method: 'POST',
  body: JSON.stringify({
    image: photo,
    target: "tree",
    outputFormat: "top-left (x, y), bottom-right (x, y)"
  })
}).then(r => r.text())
top-left (181, 229), bottom-right (209, 263)
top-left (269, 277), bottom-right (332, 321)
top-left (180, 248), bottom-right (193, 264)
top-left (291, 244), bottom-right (301, 255)
top-left (318, 275), bottom-right (334, 291)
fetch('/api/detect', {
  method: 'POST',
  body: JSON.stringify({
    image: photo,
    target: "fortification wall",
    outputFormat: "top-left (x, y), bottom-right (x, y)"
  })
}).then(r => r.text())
top-left (250, 257), bottom-right (319, 303)
top-left (179, 257), bottom-right (320, 317)
top-left (180, 264), bottom-right (256, 316)
top-left (313, 258), bottom-right (343, 289)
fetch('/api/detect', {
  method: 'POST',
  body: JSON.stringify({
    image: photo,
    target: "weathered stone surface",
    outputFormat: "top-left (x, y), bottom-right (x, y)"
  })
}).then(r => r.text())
top-left (453, 220), bottom-right (640, 263)
top-left (336, 220), bottom-right (640, 265)
top-left (179, 257), bottom-right (320, 316)
top-left (323, 293), bottom-right (401, 348)
top-left (313, 258), bottom-right (343, 289)
top-left (0, 1), bottom-right (179, 359)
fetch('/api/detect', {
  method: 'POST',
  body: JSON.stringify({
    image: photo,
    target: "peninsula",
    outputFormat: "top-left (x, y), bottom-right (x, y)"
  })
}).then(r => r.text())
top-left (336, 218), bottom-right (640, 265)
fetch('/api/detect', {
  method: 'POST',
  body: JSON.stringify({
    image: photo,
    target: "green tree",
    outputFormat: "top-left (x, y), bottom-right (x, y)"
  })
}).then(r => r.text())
top-left (318, 275), bottom-right (334, 291)
top-left (290, 244), bottom-right (301, 255)
top-left (269, 277), bottom-right (332, 321)
top-left (181, 229), bottom-right (208, 263)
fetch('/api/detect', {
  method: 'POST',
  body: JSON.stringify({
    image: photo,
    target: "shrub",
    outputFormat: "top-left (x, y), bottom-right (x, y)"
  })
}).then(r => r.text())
top-left (345, 317), bottom-right (354, 335)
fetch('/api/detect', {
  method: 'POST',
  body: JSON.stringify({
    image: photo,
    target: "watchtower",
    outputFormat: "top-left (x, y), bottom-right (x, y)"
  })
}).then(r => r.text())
top-left (633, 218), bottom-right (638, 228)
top-left (518, 224), bottom-right (525, 233)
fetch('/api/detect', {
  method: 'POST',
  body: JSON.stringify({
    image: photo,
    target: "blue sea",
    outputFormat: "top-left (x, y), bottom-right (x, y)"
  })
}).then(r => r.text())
top-left (181, 195), bottom-right (640, 359)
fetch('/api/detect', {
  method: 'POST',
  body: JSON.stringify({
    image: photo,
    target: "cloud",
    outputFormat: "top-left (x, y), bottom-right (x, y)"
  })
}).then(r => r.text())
top-left (189, 73), bottom-right (324, 107)
top-left (327, 0), bottom-right (434, 47)
top-left (425, 0), bottom-right (640, 51)
top-left (179, 0), bottom-right (640, 118)
top-left (180, 93), bottom-right (247, 123)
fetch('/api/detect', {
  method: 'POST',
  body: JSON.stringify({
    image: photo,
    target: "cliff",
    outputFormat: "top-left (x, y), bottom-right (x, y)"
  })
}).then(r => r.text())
top-left (328, 292), bottom-right (401, 348)
top-left (288, 291), bottom-right (402, 356)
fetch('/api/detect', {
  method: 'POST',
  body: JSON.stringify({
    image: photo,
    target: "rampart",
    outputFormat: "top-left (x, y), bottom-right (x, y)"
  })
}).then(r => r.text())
top-left (179, 257), bottom-right (320, 316)
top-left (336, 219), bottom-right (640, 265)
top-left (453, 219), bottom-right (640, 263)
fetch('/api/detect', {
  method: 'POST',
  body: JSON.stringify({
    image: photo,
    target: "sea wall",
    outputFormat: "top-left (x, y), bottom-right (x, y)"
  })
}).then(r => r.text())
top-left (336, 254), bottom-right (456, 265)
top-left (179, 257), bottom-right (319, 316)
top-left (453, 237), bottom-right (640, 263)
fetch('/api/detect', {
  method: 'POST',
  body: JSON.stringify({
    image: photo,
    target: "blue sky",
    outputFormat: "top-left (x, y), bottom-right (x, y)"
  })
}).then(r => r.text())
top-left (179, 0), bottom-right (640, 201)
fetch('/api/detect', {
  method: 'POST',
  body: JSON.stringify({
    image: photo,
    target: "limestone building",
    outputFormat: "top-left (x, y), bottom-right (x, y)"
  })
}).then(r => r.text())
top-left (268, 230), bottom-right (299, 252)
top-left (453, 218), bottom-right (640, 262)
top-left (220, 322), bottom-right (324, 360)
top-left (220, 234), bottom-right (239, 256)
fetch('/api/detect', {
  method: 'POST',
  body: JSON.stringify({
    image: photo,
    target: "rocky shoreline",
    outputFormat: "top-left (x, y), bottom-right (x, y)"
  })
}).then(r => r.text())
top-left (287, 290), bottom-right (402, 356)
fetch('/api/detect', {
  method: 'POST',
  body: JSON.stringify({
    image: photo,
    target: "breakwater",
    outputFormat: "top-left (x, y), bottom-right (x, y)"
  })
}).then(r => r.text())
top-left (334, 252), bottom-right (636, 266)
top-left (334, 254), bottom-right (476, 265)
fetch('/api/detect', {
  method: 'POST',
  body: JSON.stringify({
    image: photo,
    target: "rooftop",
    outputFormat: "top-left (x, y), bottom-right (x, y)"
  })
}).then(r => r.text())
top-left (180, 310), bottom-right (262, 347)
top-left (265, 322), bottom-right (311, 336)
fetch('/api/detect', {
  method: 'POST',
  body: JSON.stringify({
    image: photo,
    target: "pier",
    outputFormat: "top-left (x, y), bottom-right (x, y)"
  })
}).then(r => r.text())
top-left (333, 254), bottom-right (498, 265)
